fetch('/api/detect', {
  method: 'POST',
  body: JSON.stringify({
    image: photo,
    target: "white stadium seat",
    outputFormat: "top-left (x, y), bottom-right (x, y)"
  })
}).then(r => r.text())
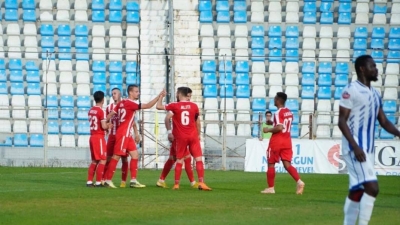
top-left (268, 85), bottom-right (282, 98)
top-left (252, 85), bottom-right (267, 98)
top-left (200, 24), bottom-right (213, 37)
top-left (217, 25), bottom-right (230, 37)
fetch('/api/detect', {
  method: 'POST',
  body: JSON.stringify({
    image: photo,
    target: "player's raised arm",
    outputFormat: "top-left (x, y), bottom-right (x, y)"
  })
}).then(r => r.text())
top-left (165, 112), bottom-right (173, 130)
top-left (156, 91), bottom-right (166, 110)
top-left (143, 89), bottom-right (166, 109)
top-left (377, 108), bottom-right (400, 138)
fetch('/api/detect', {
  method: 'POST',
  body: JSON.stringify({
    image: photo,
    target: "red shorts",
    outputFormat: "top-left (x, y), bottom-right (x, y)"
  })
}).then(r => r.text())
top-left (267, 144), bottom-right (293, 164)
top-left (114, 134), bottom-right (137, 156)
top-left (89, 135), bottom-right (107, 161)
top-left (170, 140), bottom-right (190, 157)
top-left (107, 135), bottom-right (129, 157)
top-left (174, 137), bottom-right (202, 159)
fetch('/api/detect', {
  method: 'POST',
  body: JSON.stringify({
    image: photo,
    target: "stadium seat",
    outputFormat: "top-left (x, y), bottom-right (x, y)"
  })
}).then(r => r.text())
top-left (91, 0), bottom-right (105, 9)
top-left (334, 74), bottom-right (348, 87)
top-left (109, 10), bottom-right (122, 23)
top-left (380, 129), bottom-right (394, 139)
top-left (371, 27), bottom-right (385, 39)
top-left (252, 98), bottom-right (266, 112)
top-left (60, 108), bottom-right (74, 120)
top-left (30, 134), bottom-right (44, 147)
top-left (268, 26), bottom-right (281, 37)
top-left (338, 13), bottom-right (351, 25)
top-left (92, 10), bottom-right (105, 22)
top-left (383, 100), bottom-right (397, 113)
top-left (13, 134), bottom-right (28, 147)
top-left (10, 83), bottom-right (24, 95)
top-left (389, 39), bottom-right (400, 50)
top-left (317, 86), bottom-right (331, 99)
top-left (234, 73), bottom-right (249, 85)
top-left (303, 12), bottom-right (317, 24)
top-left (371, 50), bottom-right (384, 63)
top-left (219, 72), bottom-right (233, 85)
top-left (386, 63), bottom-right (400, 75)
top-left (389, 27), bottom-right (400, 39)
top-left (234, 85), bottom-right (249, 98)
top-left (233, 10), bottom-right (246, 23)
top-left (318, 62), bottom-right (332, 74)
top-left (75, 37), bottom-right (89, 49)
top-left (40, 24), bottom-right (54, 36)
top-left (5, 9), bottom-right (18, 21)
top-left (383, 88), bottom-right (398, 100)
top-left (219, 85), bottom-right (234, 98)
top-left (57, 25), bottom-right (71, 36)
top-left (203, 85), bottom-right (217, 98)
top-left (199, 1), bottom-right (211, 11)
top-left (268, 49), bottom-right (282, 62)
top-left (202, 73), bottom-right (216, 85)
top-left (27, 83), bottom-right (41, 95)
top-left (23, 0), bottom-right (36, 9)
top-left (9, 70), bottom-right (23, 82)
top-left (75, 25), bottom-right (88, 37)
top-left (320, 12), bottom-right (333, 24)
top-left (301, 86), bottom-right (315, 99)
top-left (29, 121), bottom-right (43, 134)
top-left (318, 74), bottom-right (332, 87)
top-left (286, 37), bottom-right (299, 49)
top-left (387, 51), bottom-right (400, 63)
top-left (77, 108), bottom-right (90, 120)
top-left (48, 121), bottom-right (59, 134)
top-left (286, 99), bottom-right (299, 112)
top-left (0, 83), bottom-right (7, 95)
top-left (353, 38), bottom-right (367, 50)
top-left (108, 72), bottom-right (122, 85)
top-left (216, 1), bottom-right (229, 11)
top-left (385, 75), bottom-right (399, 87)
top-left (9, 59), bottom-right (22, 70)
top-left (291, 125), bottom-right (299, 138)
top-left (126, 73), bottom-right (139, 85)
top-left (126, 1), bottom-right (139, 11)
top-left (109, 0), bottom-right (122, 10)
top-left (77, 121), bottom-right (90, 135)
top-left (301, 74), bottom-right (315, 86)
top-left (199, 11), bottom-right (212, 23)
top-left (217, 11), bottom-right (229, 23)
top-left (371, 38), bottom-right (385, 49)
top-left (47, 134), bottom-right (60, 147)
top-left (219, 61), bottom-right (232, 73)
top-left (334, 87), bottom-right (345, 100)
top-left (60, 95), bottom-right (74, 108)
top-left (23, 10), bottom-right (36, 22)
top-left (92, 61), bottom-right (106, 72)
top-left (269, 37), bottom-right (282, 49)
top-left (125, 61), bottom-right (138, 73)
top-left (202, 61), bottom-right (216, 73)
top-left (58, 36), bottom-right (71, 48)
top-left (353, 50), bottom-right (367, 62)
top-left (61, 121), bottom-right (75, 134)
top-left (251, 26), bottom-right (264, 37)
top-left (354, 27), bottom-right (368, 39)
top-left (251, 37), bottom-right (265, 49)
top-left (0, 70), bottom-right (6, 82)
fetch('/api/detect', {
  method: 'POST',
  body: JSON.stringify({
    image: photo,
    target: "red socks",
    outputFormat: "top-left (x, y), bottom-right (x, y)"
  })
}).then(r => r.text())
top-left (105, 158), bottom-right (118, 181)
top-left (130, 158), bottom-right (138, 180)
top-left (121, 160), bottom-right (128, 182)
top-left (267, 167), bottom-right (275, 188)
top-left (195, 161), bottom-right (204, 183)
top-left (95, 163), bottom-right (105, 183)
top-left (184, 157), bottom-right (195, 183)
top-left (160, 158), bottom-right (175, 180)
top-left (287, 166), bottom-right (300, 182)
top-left (87, 163), bottom-right (97, 182)
top-left (174, 162), bottom-right (183, 185)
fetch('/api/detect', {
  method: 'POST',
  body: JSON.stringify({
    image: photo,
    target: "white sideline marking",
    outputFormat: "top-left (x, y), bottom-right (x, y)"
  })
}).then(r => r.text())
top-left (0, 187), bottom-right (76, 193)
top-left (0, 172), bottom-right (83, 176)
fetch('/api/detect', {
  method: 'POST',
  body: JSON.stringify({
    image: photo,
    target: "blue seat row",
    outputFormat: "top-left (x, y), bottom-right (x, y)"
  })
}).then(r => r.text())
top-left (203, 84), bottom-right (250, 98)
top-left (48, 121), bottom-right (90, 135)
top-left (203, 72), bottom-right (249, 85)
top-left (202, 61), bottom-right (249, 73)
top-left (0, 134), bottom-right (43, 147)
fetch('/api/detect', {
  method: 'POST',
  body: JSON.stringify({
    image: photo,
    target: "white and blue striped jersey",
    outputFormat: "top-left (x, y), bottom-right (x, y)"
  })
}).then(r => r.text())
top-left (339, 80), bottom-right (382, 154)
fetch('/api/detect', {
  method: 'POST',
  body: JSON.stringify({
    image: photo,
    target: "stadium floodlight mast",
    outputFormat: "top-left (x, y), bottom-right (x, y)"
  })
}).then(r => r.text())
top-left (222, 54), bottom-right (227, 171)
top-left (43, 50), bottom-right (53, 167)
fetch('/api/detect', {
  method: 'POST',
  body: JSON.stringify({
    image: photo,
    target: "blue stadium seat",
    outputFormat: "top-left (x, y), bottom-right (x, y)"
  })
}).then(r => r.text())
top-left (27, 83), bottom-right (41, 95)
top-left (0, 59), bottom-right (5, 69)
top-left (371, 38), bottom-right (384, 49)
top-left (23, 0), bottom-right (36, 9)
top-left (199, 1), bottom-right (212, 11)
top-left (219, 85), bottom-right (234, 98)
top-left (380, 129), bottom-right (394, 139)
top-left (320, 12), bottom-right (333, 24)
top-left (203, 85), bottom-right (217, 98)
top-left (234, 1), bottom-right (246, 11)
top-left (40, 24), bottom-right (54, 36)
top-left (286, 37), bottom-right (299, 49)
top-left (217, 11), bottom-right (230, 23)
top-left (320, 2), bottom-right (332, 12)
top-left (252, 125), bottom-right (259, 137)
top-left (202, 61), bottom-right (216, 72)
top-left (353, 39), bottom-right (367, 50)
top-left (301, 74), bottom-right (315, 86)
top-left (92, 10), bottom-right (105, 22)
top-left (334, 74), bottom-right (348, 87)
top-left (286, 26), bottom-right (299, 38)
top-left (334, 87), bottom-right (344, 100)
top-left (251, 37), bottom-right (265, 49)
top-left (304, 2), bottom-right (316, 12)
top-left (10, 83), bottom-right (24, 95)
top-left (219, 73), bottom-right (233, 85)
top-left (234, 11), bottom-right (247, 23)
top-left (92, 61), bottom-right (106, 72)
top-left (236, 85), bottom-right (250, 98)
top-left (235, 61), bottom-right (249, 73)
top-left (203, 73), bottom-right (217, 85)
top-left (354, 27), bottom-right (368, 39)
top-left (127, 11), bottom-right (140, 23)
top-left (61, 121), bottom-right (75, 134)
top-left (335, 62), bottom-right (349, 74)
top-left (216, 1), bottom-right (229, 11)
top-left (41, 47), bottom-right (55, 59)
top-left (382, 100), bottom-right (397, 113)
top-left (14, 134), bottom-right (28, 147)
top-left (45, 95), bottom-right (58, 108)
top-left (387, 51), bottom-right (400, 63)
top-left (46, 107), bottom-right (58, 119)
top-left (77, 108), bottom-right (90, 120)
top-left (374, 4), bottom-right (387, 14)
top-left (5, 9), bottom-right (18, 21)
top-left (389, 39), bottom-right (400, 50)
top-left (353, 50), bottom-right (367, 62)
top-left (0, 83), bottom-right (7, 94)
top-left (338, 13), bottom-right (351, 25)
top-left (58, 36), bottom-right (71, 48)
top-left (303, 12), bottom-right (317, 24)
top-left (48, 121), bottom-right (59, 134)
top-left (126, 1), bottom-right (140, 11)
top-left (58, 25), bottom-right (71, 36)
top-left (339, 3), bottom-right (351, 13)
top-left (286, 99), bottom-right (299, 112)
top-left (0, 70), bottom-right (6, 82)
top-left (268, 99), bottom-right (277, 111)
top-left (60, 95), bottom-right (74, 108)
top-left (200, 11), bottom-right (213, 23)
top-left (93, 84), bottom-right (106, 94)
top-left (301, 86), bottom-right (315, 99)
top-left (77, 96), bottom-right (91, 108)
top-left (126, 61), bottom-right (138, 73)
top-left (59, 48), bottom-right (72, 60)
top-left (251, 25), bottom-right (264, 37)
top-left (371, 50), bottom-right (384, 63)
top-left (389, 27), bottom-right (400, 39)
top-left (109, 73), bottom-right (123, 85)
top-left (252, 49), bottom-right (265, 61)
top-left (10, 70), bottom-right (23, 82)
top-left (219, 60), bottom-right (232, 72)
top-left (75, 37), bottom-right (89, 48)
top-left (41, 36), bottom-right (54, 48)
top-left (252, 98), bottom-right (266, 111)
top-left (291, 125), bottom-right (299, 138)
top-left (292, 112), bottom-right (299, 125)
top-left (76, 48), bottom-right (89, 60)
top-left (109, 85), bottom-right (122, 96)
top-left (286, 49), bottom-right (299, 62)
top-left (61, 108), bottom-right (74, 120)
top-left (109, 61), bottom-right (123, 73)
top-left (25, 61), bottom-right (38, 71)
top-left (269, 49), bottom-right (282, 62)
top-left (317, 86), bottom-right (331, 99)
top-left (269, 37), bottom-right (282, 49)
top-left (92, 0), bottom-right (105, 10)
top-left (75, 25), bottom-right (88, 36)
top-left (252, 111), bottom-right (264, 123)
top-left (109, 0), bottom-right (123, 10)
top-left (318, 62), bottom-right (332, 74)
top-left (109, 10), bottom-right (122, 23)
top-left (23, 10), bottom-right (36, 22)
top-left (235, 73), bottom-right (249, 85)
top-left (30, 134), bottom-right (44, 147)
top-left (126, 73), bottom-right (139, 85)
top-left (372, 27), bottom-right (385, 39)
top-left (268, 26), bottom-right (281, 37)
top-left (9, 59), bottom-right (22, 70)
top-left (302, 61), bottom-right (315, 73)
top-left (318, 74), bottom-right (332, 87)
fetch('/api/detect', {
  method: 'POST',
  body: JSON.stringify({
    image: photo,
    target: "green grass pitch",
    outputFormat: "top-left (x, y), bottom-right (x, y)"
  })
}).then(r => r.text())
top-left (0, 167), bottom-right (399, 225)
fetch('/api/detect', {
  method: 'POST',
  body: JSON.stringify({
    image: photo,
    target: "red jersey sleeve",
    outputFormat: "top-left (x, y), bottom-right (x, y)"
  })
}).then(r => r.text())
top-left (126, 100), bottom-right (141, 111)
top-left (275, 110), bottom-right (284, 126)
top-left (165, 103), bottom-right (177, 112)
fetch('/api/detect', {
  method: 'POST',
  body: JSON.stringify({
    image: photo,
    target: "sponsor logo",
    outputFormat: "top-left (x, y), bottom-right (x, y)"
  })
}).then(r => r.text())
top-left (327, 144), bottom-right (347, 173)
top-left (342, 91), bottom-right (350, 99)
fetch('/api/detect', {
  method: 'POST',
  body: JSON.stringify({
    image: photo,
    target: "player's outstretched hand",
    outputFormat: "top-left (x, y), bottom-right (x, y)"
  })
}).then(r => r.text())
top-left (168, 133), bottom-right (174, 142)
top-left (159, 89), bottom-right (167, 98)
top-left (354, 146), bottom-right (366, 162)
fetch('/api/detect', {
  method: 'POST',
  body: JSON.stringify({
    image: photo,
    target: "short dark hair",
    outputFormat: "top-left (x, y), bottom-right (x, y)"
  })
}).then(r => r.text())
top-left (127, 84), bottom-right (139, 95)
top-left (265, 110), bottom-right (272, 115)
top-left (355, 55), bottom-right (373, 75)
top-left (276, 92), bottom-right (287, 103)
top-left (111, 87), bottom-right (121, 92)
top-left (93, 91), bottom-right (104, 103)
top-left (178, 86), bottom-right (192, 97)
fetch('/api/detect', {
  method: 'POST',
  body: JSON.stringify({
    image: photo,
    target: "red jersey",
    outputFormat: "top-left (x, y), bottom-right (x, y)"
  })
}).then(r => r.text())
top-left (270, 107), bottom-right (293, 148)
top-left (165, 101), bottom-right (199, 139)
top-left (88, 106), bottom-right (106, 136)
top-left (112, 99), bottom-right (140, 137)
top-left (106, 102), bottom-right (119, 135)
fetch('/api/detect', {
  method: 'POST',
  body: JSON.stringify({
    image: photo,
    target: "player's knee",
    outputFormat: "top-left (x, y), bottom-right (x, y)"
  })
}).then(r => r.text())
top-left (194, 156), bottom-right (202, 162)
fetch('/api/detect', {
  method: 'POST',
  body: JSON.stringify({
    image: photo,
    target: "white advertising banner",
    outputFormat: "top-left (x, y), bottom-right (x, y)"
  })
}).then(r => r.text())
top-left (245, 139), bottom-right (400, 176)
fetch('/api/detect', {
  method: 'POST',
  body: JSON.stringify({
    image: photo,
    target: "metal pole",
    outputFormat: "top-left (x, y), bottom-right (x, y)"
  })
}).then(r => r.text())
top-left (221, 55), bottom-right (227, 171)
top-left (43, 51), bottom-right (52, 167)
top-left (168, 0), bottom-right (175, 101)
top-left (165, 48), bottom-right (170, 103)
